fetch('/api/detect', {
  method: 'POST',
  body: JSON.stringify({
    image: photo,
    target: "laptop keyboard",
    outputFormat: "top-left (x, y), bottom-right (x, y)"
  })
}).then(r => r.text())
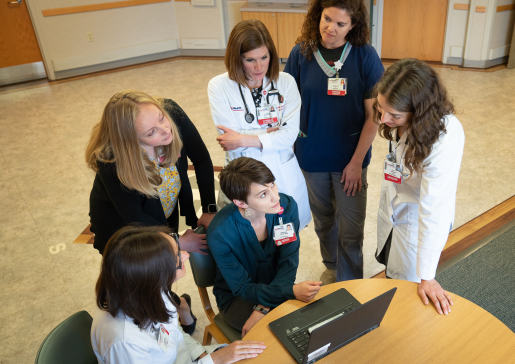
top-left (287, 303), bottom-right (356, 355)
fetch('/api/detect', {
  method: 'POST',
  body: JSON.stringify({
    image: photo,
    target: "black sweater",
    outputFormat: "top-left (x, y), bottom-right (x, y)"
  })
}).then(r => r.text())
top-left (89, 99), bottom-right (215, 253)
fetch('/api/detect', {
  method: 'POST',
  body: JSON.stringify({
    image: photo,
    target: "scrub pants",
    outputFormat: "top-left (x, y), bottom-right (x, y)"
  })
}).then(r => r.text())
top-left (302, 168), bottom-right (368, 281)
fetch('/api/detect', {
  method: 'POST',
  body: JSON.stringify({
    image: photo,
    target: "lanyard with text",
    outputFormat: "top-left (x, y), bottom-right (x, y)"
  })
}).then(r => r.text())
top-left (321, 42), bottom-right (349, 96)
top-left (273, 206), bottom-right (297, 246)
top-left (384, 140), bottom-right (409, 184)
top-left (257, 81), bottom-right (282, 127)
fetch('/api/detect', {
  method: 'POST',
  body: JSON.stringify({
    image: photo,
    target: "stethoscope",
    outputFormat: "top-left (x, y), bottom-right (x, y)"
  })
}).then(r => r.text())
top-left (238, 81), bottom-right (283, 124)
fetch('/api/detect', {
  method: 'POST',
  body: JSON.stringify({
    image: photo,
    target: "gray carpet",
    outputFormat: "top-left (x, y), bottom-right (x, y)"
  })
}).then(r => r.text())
top-left (436, 224), bottom-right (515, 332)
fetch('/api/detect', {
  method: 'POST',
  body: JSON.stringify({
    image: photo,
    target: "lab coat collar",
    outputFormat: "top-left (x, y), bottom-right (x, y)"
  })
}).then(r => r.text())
top-left (392, 127), bottom-right (408, 148)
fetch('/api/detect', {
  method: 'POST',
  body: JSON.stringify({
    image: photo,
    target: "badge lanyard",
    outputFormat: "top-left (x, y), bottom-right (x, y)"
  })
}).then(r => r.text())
top-left (238, 81), bottom-right (283, 125)
top-left (317, 42), bottom-right (350, 96)
top-left (384, 140), bottom-right (409, 184)
top-left (273, 206), bottom-right (297, 246)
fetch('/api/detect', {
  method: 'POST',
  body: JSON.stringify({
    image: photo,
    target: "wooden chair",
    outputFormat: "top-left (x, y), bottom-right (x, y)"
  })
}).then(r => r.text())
top-left (190, 226), bottom-right (242, 345)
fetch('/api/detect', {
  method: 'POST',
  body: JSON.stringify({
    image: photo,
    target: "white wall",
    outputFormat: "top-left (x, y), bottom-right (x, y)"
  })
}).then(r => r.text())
top-left (27, 0), bottom-right (180, 79)
top-left (441, 0), bottom-right (514, 66)
top-left (175, 0), bottom-right (224, 49)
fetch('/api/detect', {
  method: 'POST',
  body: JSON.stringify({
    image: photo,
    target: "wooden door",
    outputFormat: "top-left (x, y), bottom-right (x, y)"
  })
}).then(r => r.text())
top-left (0, 0), bottom-right (43, 68)
top-left (241, 11), bottom-right (278, 50)
top-left (381, 0), bottom-right (448, 61)
top-left (277, 13), bottom-right (305, 58)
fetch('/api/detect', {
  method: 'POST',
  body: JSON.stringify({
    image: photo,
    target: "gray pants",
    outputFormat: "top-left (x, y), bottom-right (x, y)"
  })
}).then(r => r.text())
top-left (302, 168), bottom-right (368, 281)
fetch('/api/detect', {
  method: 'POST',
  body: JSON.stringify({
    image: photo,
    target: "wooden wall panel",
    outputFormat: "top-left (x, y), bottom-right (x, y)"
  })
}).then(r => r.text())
top-left (381, 0), bottom-right (448, 61)
top-left (241, 12), bottom-right (278, 49)
top-left (42, 0), bottom-right (170, 17)
top-left (277, 13), bottom-right (305, 58)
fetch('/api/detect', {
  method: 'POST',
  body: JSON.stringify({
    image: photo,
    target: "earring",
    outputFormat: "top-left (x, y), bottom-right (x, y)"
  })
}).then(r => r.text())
top-left (245, 208), bottom-right (251, 217)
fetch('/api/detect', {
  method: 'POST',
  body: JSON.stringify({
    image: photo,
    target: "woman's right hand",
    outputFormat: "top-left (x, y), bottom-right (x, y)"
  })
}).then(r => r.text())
top-left (210, 341), bottom-right (266, 364)
top-left (179, 229), bottom-right (208, 255)
top-left (293, 281), bottom-right (322, 302)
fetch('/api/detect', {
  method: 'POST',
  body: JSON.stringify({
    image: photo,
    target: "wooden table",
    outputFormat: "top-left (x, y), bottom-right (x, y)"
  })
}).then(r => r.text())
top-left (244, 279), bottom-right (515, 363)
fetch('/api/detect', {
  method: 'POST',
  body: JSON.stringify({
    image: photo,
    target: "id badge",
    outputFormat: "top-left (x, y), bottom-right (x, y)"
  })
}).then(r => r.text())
top-left (157, 324), bottom-right (170, 353)
top-left (274, 222), bottom-right (297, 246)
top-left (269, 104), bottom-right (279, 125)
top-left (327, 78), bottom-right (347, 96)
top-left (257, 106), bottom-right (275, 126)
top-left (384, 159), bottom-right (402, 184)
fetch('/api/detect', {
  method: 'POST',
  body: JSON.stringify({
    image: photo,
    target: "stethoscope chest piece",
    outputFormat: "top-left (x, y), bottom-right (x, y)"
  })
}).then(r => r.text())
top-left (245, 112), bottom-right (255, 123)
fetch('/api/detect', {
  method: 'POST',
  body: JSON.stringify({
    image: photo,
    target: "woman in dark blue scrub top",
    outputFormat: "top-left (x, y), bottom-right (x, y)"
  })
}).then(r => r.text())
top-left (284, 0), bottom-right (384, 283)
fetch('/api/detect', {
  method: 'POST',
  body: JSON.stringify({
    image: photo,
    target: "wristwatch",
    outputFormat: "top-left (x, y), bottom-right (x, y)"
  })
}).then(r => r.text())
top-left (203, 204), bottom-right (218, 214)
top-left (253, 305), bottom-right (269, 315)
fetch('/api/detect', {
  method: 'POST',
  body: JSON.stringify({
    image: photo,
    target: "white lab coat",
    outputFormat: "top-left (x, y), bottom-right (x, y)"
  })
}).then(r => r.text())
top-left (208, 72), bottom-right (311, 230)
top-left (91, 294), bottom-right (224, 364)
top-left (376, 114), bottom-right (465, 282)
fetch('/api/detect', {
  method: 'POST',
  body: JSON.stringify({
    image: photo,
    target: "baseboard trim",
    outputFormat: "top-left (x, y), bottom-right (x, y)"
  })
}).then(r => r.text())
top-left (52, 48), bottom-right (226, 80)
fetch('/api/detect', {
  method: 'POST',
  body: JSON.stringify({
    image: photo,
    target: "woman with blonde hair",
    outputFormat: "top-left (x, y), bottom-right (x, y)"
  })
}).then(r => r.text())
top-left (284, 0), bottom-right (384, 284)
top-left (374, 58), bottom-right (465, 315)
top-left (208, 19), bottom-right (311, 230)
top-left (86, 90), bottom-right (217, 333)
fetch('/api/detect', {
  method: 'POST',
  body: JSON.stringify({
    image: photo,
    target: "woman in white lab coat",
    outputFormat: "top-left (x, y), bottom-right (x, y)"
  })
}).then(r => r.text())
top-left (91, 225), bottom-right (266, 364)
top-left (208, 19), bottom-right (311, 230)
top-left (374, 58), bottom-right (465, 315)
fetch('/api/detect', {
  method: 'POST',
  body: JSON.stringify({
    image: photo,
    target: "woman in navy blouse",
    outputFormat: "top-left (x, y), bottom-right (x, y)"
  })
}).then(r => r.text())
top-left (207, 157), bottom-right (322, 338)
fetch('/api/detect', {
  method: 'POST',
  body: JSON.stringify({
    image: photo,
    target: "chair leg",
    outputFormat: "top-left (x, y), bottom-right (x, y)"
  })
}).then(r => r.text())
top-left (203, 326), bottom-right (213, 345)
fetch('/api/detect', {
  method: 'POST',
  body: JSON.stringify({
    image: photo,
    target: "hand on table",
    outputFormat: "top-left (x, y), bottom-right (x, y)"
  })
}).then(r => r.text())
top-left (179, 229), bottom-right (208, 255)
top-left (242, 306), bottom-right (268, 338)
top-left (418, 279), bottom-right (453, 315)
top-left (293, 281), bottom-right (322, 303)
top-left (197, 213), bottom-right (216, 229)
top-left (340, 161), bottom-right (363, 197)
top-left (216, 125), bottom-right (244, 151)
top-left (211, 340), bottom-right (266, 364)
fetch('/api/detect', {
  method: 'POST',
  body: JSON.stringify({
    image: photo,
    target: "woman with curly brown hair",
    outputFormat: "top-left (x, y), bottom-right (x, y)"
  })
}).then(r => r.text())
top-left (284, 0), bottom-right (383, 283)
top-left (374, 58), bottom-right (465, 316)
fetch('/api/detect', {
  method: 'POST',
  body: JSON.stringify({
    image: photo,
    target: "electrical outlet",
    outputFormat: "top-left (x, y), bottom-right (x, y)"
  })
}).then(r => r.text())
top-left (87, 32), bottom-right (94, 42)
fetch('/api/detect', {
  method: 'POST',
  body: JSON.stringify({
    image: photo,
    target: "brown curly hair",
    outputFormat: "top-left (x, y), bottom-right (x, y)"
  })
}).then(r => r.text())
top-left (373, 58), bottom-right (455, 176)
top-left (297, 0), bottom-right (370, 59)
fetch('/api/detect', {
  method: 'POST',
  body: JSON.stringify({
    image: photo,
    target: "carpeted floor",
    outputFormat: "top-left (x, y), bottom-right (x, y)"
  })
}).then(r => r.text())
top-left (437, 224), bottom-right (515, 332)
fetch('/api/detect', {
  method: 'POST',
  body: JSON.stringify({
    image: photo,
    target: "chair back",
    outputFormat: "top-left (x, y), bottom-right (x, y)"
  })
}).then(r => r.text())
top-left (35, 310), bottom-right (97, 364)
top-left (189, 225), bottom-right (218, 288)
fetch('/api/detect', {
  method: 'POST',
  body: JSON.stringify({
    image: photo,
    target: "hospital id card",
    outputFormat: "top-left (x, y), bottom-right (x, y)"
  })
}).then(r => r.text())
top-left (157, 324), bottom-right (170, 353)
top-left (384, 159), bottom-right (402, 184)
top-left (257, 106), bottom-right (278, 126)
top-left (327, 78), bottom-right (347, 96)
top-left (273, 222), bottom-right (297, 246)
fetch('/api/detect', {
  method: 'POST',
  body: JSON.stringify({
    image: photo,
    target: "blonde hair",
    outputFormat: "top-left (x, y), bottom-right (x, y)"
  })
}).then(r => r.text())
top-left (86, 90), bottom-right (183, 198)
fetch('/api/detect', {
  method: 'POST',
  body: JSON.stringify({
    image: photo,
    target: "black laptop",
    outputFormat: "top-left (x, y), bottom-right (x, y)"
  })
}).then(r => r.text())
top-left (269, 287), bottom-right (397, 364)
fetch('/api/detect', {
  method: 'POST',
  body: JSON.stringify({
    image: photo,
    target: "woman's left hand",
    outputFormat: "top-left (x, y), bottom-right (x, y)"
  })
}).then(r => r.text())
top-left (197, 213), bottom-right (216, 229)
top-left (216, 125), bottom-right (244, 151)
top-left (241, 308), bottom-right (267, 338)
top-left (340, 161), bottom-right (362, 196)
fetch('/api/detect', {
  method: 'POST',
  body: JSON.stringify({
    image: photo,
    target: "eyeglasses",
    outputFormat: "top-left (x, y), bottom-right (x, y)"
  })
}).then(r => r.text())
top-left (169, 232), bottom-right (182, 270)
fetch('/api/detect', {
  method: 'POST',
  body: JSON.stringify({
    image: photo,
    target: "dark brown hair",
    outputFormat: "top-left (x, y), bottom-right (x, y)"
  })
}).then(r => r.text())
top-left (225, 19), bottom-right (280, 87)
top-left (373, 58), bottom-right (455, 176)
top-left (219, 157), bottom-right (275, 203)
top-left (96, 225), bottom-right (178, 330)
top-left (298, 0), bottom-right (370, 59)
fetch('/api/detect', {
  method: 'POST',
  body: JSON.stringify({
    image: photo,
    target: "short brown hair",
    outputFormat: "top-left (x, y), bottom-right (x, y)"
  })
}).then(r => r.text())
top-left (96, 225), bottom-right (178, 330)
top-left (225, 19), bottom-right (280, 87)
top-left (298, 0), bottom-right (370, 59)
top-left (219, 157), bottom-right (275, 203)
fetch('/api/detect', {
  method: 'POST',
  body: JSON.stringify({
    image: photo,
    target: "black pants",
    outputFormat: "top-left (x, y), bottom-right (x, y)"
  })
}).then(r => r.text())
top-left (376, 230), bottom-right (393, 279)
top-left (219, 297), bottom-right (256, 331)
